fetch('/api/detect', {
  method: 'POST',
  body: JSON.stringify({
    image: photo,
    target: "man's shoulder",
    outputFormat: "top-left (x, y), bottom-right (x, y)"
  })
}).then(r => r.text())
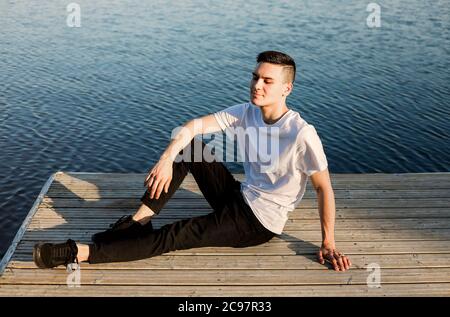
top-left (286, 110), bottom-right (310, 133)
top-left (284, 111), bottom-right (324, 148)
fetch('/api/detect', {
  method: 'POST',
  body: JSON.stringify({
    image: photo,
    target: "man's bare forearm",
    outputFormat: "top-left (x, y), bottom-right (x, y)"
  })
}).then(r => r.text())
top-left (317, 187), bottom-right (336, 247)
top-left (160, 120), bottom-right (198, 162)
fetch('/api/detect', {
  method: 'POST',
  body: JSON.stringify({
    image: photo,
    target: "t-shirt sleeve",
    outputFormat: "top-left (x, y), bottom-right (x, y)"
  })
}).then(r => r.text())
top-left (213, 103), bottom-right (248, 131)
top-left (296, 125), bottom-right (328, 176)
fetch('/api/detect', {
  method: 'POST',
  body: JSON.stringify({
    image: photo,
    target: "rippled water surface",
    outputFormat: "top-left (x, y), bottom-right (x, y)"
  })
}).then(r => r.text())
top-left (0, 0), bottom-right (449, 259)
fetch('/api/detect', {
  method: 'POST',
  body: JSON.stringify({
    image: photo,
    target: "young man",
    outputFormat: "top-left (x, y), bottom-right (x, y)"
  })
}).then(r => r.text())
top-left (33, 51), bottom-right (351, 272)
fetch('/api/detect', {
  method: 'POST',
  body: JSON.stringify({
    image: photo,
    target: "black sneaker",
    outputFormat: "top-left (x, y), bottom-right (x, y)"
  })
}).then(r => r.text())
top-left (91, 215), bottom-right (154, 243)
top-left (33, 239), bottom-right (78, 269)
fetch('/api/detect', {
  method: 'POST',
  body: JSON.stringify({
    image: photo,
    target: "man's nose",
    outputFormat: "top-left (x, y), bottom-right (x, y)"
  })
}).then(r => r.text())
top-left (253, 79), bottom-right (263, 90)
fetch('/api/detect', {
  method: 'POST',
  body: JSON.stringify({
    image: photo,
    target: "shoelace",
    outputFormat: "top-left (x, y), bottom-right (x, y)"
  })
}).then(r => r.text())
top-left (52, 240), bottom-right (78, 265)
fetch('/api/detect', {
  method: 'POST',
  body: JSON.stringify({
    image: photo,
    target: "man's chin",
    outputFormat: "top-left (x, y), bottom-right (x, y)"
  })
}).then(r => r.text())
top-left (250, 98), bottom-right (265, 107)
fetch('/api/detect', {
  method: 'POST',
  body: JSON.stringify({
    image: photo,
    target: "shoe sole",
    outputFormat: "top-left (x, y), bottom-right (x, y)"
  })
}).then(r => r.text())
top-left (33, 243), bottom-right (48, 269)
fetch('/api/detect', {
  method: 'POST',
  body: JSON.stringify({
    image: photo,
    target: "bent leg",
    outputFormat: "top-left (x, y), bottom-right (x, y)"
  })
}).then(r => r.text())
top-left (92, 138), bottom-right (239, 244)
top-left (141, 138), bottom-right (240, 214)
top-left (181, 138), bottom-right (241, 212)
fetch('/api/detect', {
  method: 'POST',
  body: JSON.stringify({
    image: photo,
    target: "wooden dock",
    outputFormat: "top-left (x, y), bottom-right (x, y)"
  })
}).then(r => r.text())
top-left (0, 171), bottom-right (449, 296)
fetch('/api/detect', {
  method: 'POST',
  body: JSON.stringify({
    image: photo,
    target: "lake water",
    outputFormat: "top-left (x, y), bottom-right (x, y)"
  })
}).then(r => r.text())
top-left (0, 0), bottom-right (449, 260)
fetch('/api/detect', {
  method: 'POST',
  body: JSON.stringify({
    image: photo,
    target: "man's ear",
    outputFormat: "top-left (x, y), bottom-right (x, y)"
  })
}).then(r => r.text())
top-left (284, 83), bottom-right (293, 96)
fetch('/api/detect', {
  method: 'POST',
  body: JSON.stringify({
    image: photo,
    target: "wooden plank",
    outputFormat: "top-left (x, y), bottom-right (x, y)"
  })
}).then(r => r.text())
top-left (52, 173), bottom-right (450, 189)
top-left (50, 180), bottom-right (450, 190)
top-left (55, 172), bottom-right (450, 182)
top-left (18, 228), bottom-right (450, 242)
top-left (12, 240), bottom-right (450, 256)
top-left (61, 182), bottom-right (447, 188)
top-left (46, 188), bottom-right (450, 199)
top-left (2, 268), bottom-right (450, 286)
top-left (40, 197), bottom-right (450, 208)
top-left (8, 254), bottom-right (450, 270)
top-left (0, 283), bottom-right (449, 296)
top-left (33, 207), bottom-right (450, 220)
top-left (25, 218), bottom-right (450, 230)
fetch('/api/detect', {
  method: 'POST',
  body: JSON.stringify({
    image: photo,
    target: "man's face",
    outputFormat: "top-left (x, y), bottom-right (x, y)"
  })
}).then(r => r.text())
top-left (249, 62), bottom-right (292, 107)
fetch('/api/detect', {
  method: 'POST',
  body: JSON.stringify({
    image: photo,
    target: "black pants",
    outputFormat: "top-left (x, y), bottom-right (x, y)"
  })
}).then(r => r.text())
top-left (89, 138), bottom-right (276, 264)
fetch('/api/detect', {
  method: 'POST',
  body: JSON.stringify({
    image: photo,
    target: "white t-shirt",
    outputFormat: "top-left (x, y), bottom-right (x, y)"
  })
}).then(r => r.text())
top-left (213, 102), bottom-right (328, 234)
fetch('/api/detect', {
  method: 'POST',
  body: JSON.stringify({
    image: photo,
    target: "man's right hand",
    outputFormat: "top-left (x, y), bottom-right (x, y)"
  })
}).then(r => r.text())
top-left (144, 157), bottom-right (174, 200)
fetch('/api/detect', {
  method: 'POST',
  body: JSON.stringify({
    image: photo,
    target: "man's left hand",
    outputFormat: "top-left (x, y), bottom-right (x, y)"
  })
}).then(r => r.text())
top-left (317, 244), bottom-right (352, 272)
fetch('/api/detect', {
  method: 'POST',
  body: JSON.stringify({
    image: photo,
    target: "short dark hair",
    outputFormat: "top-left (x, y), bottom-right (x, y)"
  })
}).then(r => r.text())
top-left (257, 50), bottom-right (296, 83)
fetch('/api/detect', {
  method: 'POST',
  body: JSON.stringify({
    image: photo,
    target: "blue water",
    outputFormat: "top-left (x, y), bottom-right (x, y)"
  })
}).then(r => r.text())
top-left (0, 0), bottom-right (449, 260)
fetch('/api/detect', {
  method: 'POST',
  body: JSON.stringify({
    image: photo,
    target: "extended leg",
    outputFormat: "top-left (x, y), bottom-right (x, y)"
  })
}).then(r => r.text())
top-left (89, 190), bottom-right (274, 264)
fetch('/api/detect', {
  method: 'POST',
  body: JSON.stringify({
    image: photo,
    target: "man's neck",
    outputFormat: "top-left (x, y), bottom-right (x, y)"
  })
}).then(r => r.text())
top-left (259, 102), bottom-right (289, 125)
